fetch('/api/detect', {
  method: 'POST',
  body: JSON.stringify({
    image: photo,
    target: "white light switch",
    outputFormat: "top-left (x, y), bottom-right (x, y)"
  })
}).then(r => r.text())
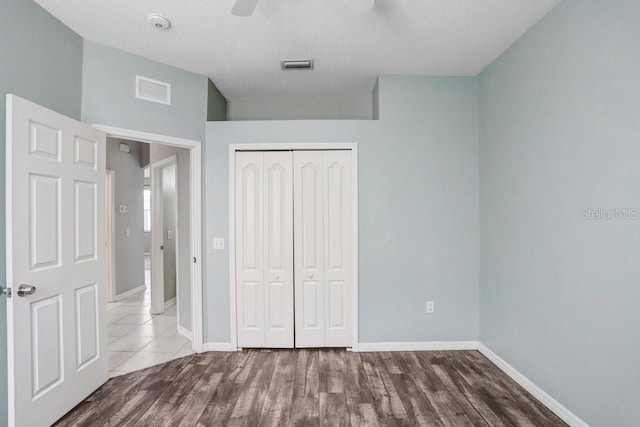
top-left (426, 301), bottom-right (435, 313)
top-left (213, 238), bottom-right (225, 250)
top-left (125, 228), bottom-right (131, 237)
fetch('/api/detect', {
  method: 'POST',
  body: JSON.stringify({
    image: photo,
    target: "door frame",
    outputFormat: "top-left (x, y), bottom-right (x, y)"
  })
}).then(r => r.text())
top-left (93, 124), bottom-right (204, 353)
top-left (228, 143), bottom-right (359, 351)
top-left (105, 169), bottom-right (116, 302)
top-left (149, 156), bottom-right (177, 316)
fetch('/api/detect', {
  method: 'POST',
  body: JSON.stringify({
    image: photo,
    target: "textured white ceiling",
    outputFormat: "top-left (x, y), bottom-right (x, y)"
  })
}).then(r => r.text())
top-left (34, 0), bottom-right (560, 101)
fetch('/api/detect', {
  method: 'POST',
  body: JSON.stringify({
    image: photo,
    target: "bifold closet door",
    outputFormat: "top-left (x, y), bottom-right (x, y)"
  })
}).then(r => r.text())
top-left (236, 151), bottom-right (294, 348)
top-left (294, 150), bottom-right (352, 348)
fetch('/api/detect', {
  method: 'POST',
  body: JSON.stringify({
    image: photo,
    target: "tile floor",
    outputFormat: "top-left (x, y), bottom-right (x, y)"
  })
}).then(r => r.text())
top-left (107, 275), bottom-right (194, 377)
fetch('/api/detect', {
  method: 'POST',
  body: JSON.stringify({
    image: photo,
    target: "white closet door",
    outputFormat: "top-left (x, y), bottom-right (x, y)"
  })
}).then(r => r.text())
top-left (294, 151), bottom-right (352, 347)
top-left (236, 151), bottom-right (265, 347)
top-left (323, 150), bottom-right (352, 346)
top-left (236, 151), bottom-right (293, 348)
top-left (294, 151), bottom-right (325, 347)
top-left (263, 152), bottom-right (294, 347)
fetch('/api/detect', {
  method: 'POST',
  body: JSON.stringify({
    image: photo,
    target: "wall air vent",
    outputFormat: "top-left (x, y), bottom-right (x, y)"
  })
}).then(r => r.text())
top-left (135, 75), bottom-right (171, 105)
top-left (280, 60), bottom-right (314, 71)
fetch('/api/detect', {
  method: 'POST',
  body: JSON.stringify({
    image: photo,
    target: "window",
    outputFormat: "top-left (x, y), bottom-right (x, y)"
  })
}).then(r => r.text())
top-left (143, 186), bottom-right (151, 232)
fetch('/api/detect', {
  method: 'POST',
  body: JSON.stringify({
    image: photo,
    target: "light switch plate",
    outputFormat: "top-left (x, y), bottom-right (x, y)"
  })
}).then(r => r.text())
top-left (426, 301), bottom-right (435, 313)
top-left (213, 238), bottom-right (225, 250)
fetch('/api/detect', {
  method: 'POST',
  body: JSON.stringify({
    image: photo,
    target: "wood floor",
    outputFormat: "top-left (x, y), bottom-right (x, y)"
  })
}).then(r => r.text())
top-left (55, 349), bottom-right (566, 426)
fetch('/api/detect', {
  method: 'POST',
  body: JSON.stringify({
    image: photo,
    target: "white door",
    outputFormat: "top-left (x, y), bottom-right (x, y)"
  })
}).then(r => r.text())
top-left (294, 150), bottom-right (352, 347)
top-left (236, 151), bottom-right (294, 348)
top-left (149, 156), bottom-right (177, 315)
top-left (5, 95), bottom-right (107, 426)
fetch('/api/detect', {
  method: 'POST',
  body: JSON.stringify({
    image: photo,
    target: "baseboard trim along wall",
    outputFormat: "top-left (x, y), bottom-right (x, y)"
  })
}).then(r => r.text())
top-left (177, 325), bottom-right (192, 341)
top-left (356, 341), bottom-right (479, 352)
top-left (477, 343), bottom-right (589, 427)
top-left (164, 297), bottom-right (176, 309)
top-left (202, 342), bottom-right (237, 352)
top-left (113, 285), bottom-right (146, 301)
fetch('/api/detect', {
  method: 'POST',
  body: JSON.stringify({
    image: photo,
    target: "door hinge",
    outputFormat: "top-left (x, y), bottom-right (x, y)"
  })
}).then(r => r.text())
top-left (160, 245), bottom-right (164, 250)
top-left (1, 286), bottom-right (12, 298)
top-left (193, 257), bottom-right (197, 264)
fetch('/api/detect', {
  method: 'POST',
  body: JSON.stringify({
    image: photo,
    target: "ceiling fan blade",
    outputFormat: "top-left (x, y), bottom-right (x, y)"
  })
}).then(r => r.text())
top-left (231, 0), bottom-right (259, 17)
top-left (341, 0), bottom-right (375, 14)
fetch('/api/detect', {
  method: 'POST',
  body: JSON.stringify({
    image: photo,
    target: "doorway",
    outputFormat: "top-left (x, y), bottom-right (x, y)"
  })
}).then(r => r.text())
top-left (104, 139), bottom-right (191, 376)
top-left (229, 143), bottom-right (359, 351)
top-left (97, 125), bottom-right (204, 376)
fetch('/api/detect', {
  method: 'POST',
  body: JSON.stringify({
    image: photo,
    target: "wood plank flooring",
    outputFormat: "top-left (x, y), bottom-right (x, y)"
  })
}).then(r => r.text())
top-left (55, 349), bottom-right (566, 426)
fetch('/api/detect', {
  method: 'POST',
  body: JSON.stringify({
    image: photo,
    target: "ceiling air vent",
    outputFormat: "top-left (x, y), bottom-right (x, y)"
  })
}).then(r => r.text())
top-left (135, 75), bottom-right (171, 105)
top-left (280, 60), bottom-right (314, 71)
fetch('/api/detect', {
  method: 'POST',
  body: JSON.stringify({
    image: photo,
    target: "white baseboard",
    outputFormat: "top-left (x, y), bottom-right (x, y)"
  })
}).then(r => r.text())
top-left (202, 342), bottom-right (236, 352)
top-left (177, 325), bottom-right (192, 341)
top-left (356, 341), bottom-right (479, 352)
top-left (164, 297), bottom-right (176, 309)
top-left (113, 285), bottom-right (146, 301)
top-left (478, 343), bottom-right (588, 427)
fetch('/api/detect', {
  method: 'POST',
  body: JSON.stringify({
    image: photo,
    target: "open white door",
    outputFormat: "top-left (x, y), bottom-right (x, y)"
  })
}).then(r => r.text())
top-left (149, 155), bottom-right (177, 315)
top-left (5, 95), bottom-right (107, 426)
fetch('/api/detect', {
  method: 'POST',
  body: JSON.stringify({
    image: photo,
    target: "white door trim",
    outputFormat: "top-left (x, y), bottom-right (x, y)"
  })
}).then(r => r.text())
top-left (92, 124), bottom-right (204, 353)
top-left (105, 170), bottom-right (116, 302)
top-left (228, 143), bottom-right (359, 351)
top-left (149, 156), bottom-right (177, 315)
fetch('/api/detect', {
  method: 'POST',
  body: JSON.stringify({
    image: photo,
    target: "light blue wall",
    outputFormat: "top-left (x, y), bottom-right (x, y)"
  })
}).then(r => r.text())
top-left (205, 76), bottom-right (479, 343)
top-left (106, 138), bottom-right (146, 296)
top-left (478, 1), bottom-right (640, 425)
top-left (81, 40), bottom-right (208, 333)
top-left (81, 40), bottom-right (208, 142)
top-left (0, 0), bottom-right (84, 423)
top-left (226, 94), bottom-right (374, 121)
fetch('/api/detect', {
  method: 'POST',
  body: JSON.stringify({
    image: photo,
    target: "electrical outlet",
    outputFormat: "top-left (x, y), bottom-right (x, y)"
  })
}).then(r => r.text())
top-left (426, 300), bottom-right (435, 313)
top-left (213, 238), bottom-right (225, 250)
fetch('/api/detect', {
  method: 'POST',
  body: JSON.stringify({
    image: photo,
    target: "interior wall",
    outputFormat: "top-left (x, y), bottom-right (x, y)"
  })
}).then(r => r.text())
top-left (81, 40), bottom-right (208, 143)
top-left (227, 94), bottom-right (374, 120)
top-left (205, 76), bottom-right (479, 343)
top-left (150, 145), bottom-right (192, 331)
top-left (207, 78), bottom-right (227, 121)
top-left (478, 1), bottom-right (640, 425)
top-left (106, 138), bottom-right (146, 296)
top-left (0, 1), bottom-right (83, 423)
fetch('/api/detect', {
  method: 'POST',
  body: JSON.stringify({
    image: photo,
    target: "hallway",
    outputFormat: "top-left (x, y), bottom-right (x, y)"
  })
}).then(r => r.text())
top-left (106, 258), bottom-right (193, 377)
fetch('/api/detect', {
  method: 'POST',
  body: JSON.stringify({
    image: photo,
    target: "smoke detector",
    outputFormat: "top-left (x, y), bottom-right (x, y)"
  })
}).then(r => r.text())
top-left (147, 14), bottom-right (171, 30)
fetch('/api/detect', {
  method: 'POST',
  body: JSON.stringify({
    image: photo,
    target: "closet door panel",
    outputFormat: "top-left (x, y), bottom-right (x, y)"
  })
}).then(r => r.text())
top-left (323, 150), bottom-right (352, 346)
top-left (263, 152), bottom-right (294, 348)
top-left (294, 151), bottom-right (325, 347)
top-left (236, 152), bottom-right (265, 347)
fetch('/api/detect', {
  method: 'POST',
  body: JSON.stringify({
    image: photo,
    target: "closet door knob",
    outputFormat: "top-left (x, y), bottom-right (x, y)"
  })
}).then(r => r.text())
top-left (309, 274), bottom-right (314, 279)
top-left (275, 275), bottom-right (280, 280)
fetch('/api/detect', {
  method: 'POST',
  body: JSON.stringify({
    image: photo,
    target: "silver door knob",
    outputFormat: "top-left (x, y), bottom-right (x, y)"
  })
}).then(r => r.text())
top-left (274, 275), bottom-right (280, 280)
top-left (17, 284), bottom-right (36, 297)
top-left (309, 274), bottom-right (314, 279)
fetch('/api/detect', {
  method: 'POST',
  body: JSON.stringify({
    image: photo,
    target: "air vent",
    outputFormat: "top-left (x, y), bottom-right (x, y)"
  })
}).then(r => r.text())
top-left (280, 60), bottom-right (314, 71)
top-left (135, 76), bottom-right (171, 105)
